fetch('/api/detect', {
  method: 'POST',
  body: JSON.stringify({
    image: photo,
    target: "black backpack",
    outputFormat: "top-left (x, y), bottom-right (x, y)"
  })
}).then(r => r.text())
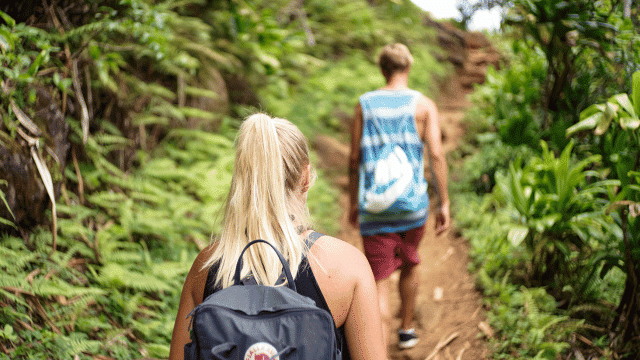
top-left (184, 238), bottom-right (342, 360)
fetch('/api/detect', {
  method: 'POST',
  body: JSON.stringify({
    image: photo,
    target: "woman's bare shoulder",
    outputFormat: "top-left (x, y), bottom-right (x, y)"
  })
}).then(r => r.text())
top-left (309, 234), bottom-right (371, 281)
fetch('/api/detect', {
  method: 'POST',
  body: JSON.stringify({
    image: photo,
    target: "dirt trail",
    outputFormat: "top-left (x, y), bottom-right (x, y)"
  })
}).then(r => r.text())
top-left (313, 73), bottom-right (490, 359)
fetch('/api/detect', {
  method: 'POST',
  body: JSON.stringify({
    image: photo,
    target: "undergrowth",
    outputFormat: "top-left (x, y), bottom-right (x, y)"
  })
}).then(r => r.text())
top-left (0, 0), bottom-right (445, 357)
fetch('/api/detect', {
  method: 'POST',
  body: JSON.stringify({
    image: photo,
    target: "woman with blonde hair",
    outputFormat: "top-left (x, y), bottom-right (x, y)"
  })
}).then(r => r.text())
top-left (169, 113), bottom-right (386, 360)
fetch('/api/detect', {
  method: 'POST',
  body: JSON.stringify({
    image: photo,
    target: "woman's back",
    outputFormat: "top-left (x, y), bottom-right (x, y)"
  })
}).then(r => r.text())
top-left (169, 114), bottom-right (386, 360)
top-left (169, 231), bottom-right (385, 360)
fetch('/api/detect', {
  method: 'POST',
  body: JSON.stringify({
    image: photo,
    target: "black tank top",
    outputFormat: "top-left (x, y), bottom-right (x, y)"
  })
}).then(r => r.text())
top-left (202, 232), bottom-right (350, 360)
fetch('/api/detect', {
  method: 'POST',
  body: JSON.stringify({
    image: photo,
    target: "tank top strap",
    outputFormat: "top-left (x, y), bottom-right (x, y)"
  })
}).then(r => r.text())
top-left (304, 230), bottom-right (323, 249)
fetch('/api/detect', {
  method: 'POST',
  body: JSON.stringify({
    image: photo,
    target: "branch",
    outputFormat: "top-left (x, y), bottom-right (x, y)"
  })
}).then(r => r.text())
top-left (425, 332), bottom-right (459, 360)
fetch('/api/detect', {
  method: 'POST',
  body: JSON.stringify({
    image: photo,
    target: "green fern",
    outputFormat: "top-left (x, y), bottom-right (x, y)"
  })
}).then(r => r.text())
top-left (143, 343), bottom-right (171, 359)
top-left (75, 316), bottom-right (114, 333)
top-left (97, 263), bottom-right (172, 293)
top-left (30, 278), bottom-right (105, 299)
top-left (0, 274), bottom-right (22, 289)
top-left (60, 332), bottom-right (101, 357)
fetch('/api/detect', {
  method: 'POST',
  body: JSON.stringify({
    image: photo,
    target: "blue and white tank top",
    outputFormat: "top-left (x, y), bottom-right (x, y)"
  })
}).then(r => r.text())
top-left (358, 89), bottom-right (429, 236)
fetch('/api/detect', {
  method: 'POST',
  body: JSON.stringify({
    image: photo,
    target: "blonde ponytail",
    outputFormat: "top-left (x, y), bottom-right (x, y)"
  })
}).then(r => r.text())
top-left (204, 113), bottom-right (314, 289)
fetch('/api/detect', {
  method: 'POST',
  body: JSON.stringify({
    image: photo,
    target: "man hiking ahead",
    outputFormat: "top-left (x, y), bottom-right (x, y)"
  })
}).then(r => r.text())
top-left (348, 43), bottom-right (451, 352)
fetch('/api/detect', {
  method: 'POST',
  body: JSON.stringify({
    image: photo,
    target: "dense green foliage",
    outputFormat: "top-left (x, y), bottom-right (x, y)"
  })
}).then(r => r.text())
top-left (455, 0), bottom-right (640, 358)
top-left (0, 0), bottom-right (446, 358)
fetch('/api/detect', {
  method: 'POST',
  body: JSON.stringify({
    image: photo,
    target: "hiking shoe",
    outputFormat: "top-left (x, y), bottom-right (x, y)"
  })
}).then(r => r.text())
top-left (398, 328), bottom-right (419, 349)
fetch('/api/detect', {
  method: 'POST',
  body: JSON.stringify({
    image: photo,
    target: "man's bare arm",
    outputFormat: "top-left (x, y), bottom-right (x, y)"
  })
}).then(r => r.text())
top-left (417, 95), bottom-right (450, 234)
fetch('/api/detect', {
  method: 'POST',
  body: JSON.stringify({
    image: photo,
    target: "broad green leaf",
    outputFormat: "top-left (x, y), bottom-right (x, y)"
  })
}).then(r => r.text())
top-left (594, 111), bottom-right (613, 135)
top-left (0, 28), bottom-right (12, 51)
top-left (532, 214), bottom-right (561, 233)
top-left (620, 117), bottom-right (640, 130)
top-left (633, 71), bottom-right (640, 115)
top-left (579, 103), bottom-right (606, 119)
top-left (0, 217), bottom-right (16, 228)
top-left (604, 101), bottom-right (619, 121)
top-left (0, 10), bottom-right (16, 28)
top-left (566, 112), bottom-right (602, 135)
top-left (508, 225), bottom-right (529, 247)
top-left (611, 93), bottom-right (636, 118)
top-left (509, 163), bottom-right (528, 216)
top-left (27, 50), bottom-right (46, 77)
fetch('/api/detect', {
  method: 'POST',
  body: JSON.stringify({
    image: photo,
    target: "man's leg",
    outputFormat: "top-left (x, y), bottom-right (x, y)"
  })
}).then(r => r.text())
top-left (398, 263), bottom-right (419, 330)
top-left (397, 225), bottom-right (425, 332)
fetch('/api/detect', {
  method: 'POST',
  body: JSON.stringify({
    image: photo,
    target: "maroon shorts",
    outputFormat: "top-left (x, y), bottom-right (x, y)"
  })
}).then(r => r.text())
top-left (362, 225), bottom-right (426, 281)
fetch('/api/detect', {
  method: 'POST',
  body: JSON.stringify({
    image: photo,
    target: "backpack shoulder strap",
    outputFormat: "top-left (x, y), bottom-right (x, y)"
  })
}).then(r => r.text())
top-left (241, 233), bottom-right (324, 287)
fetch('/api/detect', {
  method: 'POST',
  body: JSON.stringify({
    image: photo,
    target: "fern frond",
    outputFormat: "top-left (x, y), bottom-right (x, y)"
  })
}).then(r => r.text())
top-left (75, 316), bottom-right (114, 333)
top-left (569, 303), bottom-right (617, 318)
top-left (104, 250), bottom-right (143, 264)
top-left (148, 101), bottom-right (185, 121)
top-left (94, 133), bottom-right (133, 148)
top-left (0, 289), bottom-right (31, 316)
top-left (62, 333), bottom-right (101, 357)
top-left (182, 41), bottom-right (241, 69)
top-left (537, 315), bottom-right (569, 335)
top-left (94, 155), bottom-right (126, 177)
top-left (57, 219), bottom-right (93, 240)
top-left (63, 19), bottom-right (118, 41)
top-left (131, 114), bottom-right (170, 126)
top-left (56, 204), bottom-right (99, 220)
top-left (123, 73), bottom-right (176, 99)
top-left (31, 278), bottom-right (106, 299)
top-left (179, 106), bottom-right (217, 120)
top-left (142, 342), bottom-right (170, 359)
top-left (184, 85), bottom-right (220, 99)
top-left (87, 191), bottom-right (129, 210)
top-left (522, 287), bottom-right (542, 327)
top-left (150, 261), bottom-right (191, 280)
top-left (97, 263), bottom-right (171, 292)
top-left (129, 190), bottom-right (166, 205)
top-left (3, 251), bottom-right (39, 273)
top-left (0, 274), bottom-right (23, 289)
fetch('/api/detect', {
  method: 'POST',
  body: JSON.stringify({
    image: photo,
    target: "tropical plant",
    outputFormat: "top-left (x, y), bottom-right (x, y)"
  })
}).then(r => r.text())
top-left (491, 140), bottom-right (616, 294)
top-left (503, 0), bottom-right (637, 129)
top-left (567, 71), bottom-right (640, 354)
top-left (466, 40), bottom-right (546, 149)
top-left (1, 0), bottom-right (445, 357)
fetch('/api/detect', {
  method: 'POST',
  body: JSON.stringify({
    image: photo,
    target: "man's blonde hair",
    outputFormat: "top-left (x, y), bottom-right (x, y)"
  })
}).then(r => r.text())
top-left (204, 113), bottom-right (315, 289)
top-left (378, 43), bottom-right (414, 81)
